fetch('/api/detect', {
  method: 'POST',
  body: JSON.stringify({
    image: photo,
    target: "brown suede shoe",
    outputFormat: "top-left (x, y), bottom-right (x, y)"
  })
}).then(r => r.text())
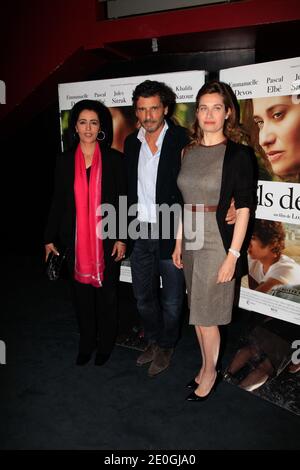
top-left (148, 347), bottom-right (174, 377)
top-left (136, 343), bottom-right (158, 367)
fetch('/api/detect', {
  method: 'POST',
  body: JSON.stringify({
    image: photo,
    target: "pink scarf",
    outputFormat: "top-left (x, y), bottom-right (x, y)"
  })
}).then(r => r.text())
top-left (74, 143), bottom-right (105, 287)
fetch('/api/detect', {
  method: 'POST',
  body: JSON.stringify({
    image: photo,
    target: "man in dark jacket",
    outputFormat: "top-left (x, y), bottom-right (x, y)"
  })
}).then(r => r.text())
top-left (124, 80), bottom-right (189, 377)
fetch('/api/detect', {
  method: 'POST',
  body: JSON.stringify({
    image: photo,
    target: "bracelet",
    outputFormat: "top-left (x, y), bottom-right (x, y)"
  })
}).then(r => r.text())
top-left (228, 248), bottom-right (240, 258)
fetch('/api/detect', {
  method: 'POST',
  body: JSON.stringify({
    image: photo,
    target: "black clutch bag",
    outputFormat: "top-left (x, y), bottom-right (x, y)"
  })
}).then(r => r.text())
top-left (46, 248), bottom-right (70, 281)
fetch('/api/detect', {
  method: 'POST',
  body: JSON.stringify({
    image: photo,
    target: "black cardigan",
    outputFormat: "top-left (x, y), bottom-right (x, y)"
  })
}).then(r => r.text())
top-left (216, 139), bottom-right (257, 278)
top-left (44, 146), bottom-right (127, 258)
top-left (124, 122), bottom-right (190, 259)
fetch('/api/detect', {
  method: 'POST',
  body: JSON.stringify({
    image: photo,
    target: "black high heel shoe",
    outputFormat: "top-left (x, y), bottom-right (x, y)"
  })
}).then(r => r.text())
top-left (185, 372), bottom-right (223, 402)
top-left (94, 352), bottom-right (110, 366)
top-left (76, 352), bottom-right (92, 366)
top-left (186, 378), bottom-right (199, 390)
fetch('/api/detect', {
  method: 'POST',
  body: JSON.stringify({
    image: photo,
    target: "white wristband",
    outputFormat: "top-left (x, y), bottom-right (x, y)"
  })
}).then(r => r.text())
top-left (229, 248), bottom-right (240, 258)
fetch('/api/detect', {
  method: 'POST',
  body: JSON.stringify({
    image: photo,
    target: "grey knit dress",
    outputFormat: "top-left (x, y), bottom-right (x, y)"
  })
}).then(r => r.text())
top-left (177, 142), bottom-right (235, 326)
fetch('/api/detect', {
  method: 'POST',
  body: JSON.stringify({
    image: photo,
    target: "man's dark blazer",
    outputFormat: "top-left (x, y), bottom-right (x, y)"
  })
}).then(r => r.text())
top-left (44, 146), bottom-right (127, 265)
top-left (124, 121), bottom-right (190, 259)
top-left (216, 139), bottom-right (257, 278)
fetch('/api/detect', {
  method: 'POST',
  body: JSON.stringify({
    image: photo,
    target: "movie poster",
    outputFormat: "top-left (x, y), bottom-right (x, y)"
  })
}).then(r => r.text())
top-left (220, 58), bottom-right (300, 414)
top-left (58, 70), bottom-right (206, 282)
top-left (220, 57), bottom-right (300, 325)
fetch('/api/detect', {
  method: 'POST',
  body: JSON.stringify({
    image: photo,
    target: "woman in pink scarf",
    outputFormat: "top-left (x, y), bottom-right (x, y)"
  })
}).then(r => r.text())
top-left (45, 100), bottom-right (127, 366)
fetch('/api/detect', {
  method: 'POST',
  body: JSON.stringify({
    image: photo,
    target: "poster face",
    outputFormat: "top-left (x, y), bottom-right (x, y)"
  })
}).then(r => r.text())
top-left (240, 220), bottom-right (300, 324)
top-left (220, 58), bottom-right (300, 324)
top-left (221, 57), bottom-right (300, 184)
top-left (240, 96), bottom-right (300, 184)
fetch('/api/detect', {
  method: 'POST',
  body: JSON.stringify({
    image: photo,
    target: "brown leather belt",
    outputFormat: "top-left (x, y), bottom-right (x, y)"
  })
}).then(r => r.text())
top-left (185, 204), bottom-right (218, 213)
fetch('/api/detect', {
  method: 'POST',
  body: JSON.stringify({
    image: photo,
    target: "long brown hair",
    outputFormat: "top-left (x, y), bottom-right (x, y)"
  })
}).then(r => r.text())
top-left (190, 80), bottom-right (249, 146)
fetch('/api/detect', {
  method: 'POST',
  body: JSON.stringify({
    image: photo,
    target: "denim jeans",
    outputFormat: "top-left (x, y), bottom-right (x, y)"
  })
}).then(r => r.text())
top-left (130, 237), bottom-right (185, 348)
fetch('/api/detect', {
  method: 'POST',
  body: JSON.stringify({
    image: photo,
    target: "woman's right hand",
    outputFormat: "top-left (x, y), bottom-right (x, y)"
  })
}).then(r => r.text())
top-left (172, 241), bottom-right (183, 269)
top-left (45, 243), bottom-right (59, 262)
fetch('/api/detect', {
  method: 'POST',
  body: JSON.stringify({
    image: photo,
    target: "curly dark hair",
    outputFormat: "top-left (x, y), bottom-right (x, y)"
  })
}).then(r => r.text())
top-left (252, 219), bottom-right (285, 256)
top-left (189, 80), bottom-right (249, 146)
top-left (69, 99), bottom-right (113, 149)
top-left (132, 80), bottom-right (176, 116)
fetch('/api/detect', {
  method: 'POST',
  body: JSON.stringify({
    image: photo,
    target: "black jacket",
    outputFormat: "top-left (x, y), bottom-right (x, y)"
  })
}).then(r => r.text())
top-left (44, 146), bottom-right (127, 259)
top-left (216, 139), bottom-right (257, 278)
top-left (124, 122), bottom-right (190, 259)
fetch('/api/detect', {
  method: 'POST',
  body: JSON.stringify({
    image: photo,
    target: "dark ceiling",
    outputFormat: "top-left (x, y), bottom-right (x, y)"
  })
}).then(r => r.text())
top-left (1, 18), bottom-right (299, 135)
top-left (98, 20), bottom-right (299, 63)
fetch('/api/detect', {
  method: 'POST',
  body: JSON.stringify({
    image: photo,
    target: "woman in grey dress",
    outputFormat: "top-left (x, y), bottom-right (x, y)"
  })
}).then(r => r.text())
top-left (173, 81), bottom-right (255, 401)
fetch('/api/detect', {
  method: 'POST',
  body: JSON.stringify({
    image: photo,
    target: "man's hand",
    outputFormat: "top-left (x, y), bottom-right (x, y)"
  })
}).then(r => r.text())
top-left (225, 199), bottom-right (236, 225)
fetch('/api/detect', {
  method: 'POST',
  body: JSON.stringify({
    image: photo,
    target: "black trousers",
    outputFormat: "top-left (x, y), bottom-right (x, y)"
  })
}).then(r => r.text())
top-left (71, 258), bottom-right (120, 356)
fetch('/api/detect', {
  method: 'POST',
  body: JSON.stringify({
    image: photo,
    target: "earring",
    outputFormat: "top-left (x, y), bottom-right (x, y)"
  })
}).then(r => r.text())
top-left (97, 130), bottom-right (105, 141)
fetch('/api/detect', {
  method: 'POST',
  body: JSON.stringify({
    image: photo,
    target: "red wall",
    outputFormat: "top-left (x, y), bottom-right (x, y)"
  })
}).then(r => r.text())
top-left (1, 0), bottom-right (300, 123)
top-left (1, 0), bottom-right (98, 120)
